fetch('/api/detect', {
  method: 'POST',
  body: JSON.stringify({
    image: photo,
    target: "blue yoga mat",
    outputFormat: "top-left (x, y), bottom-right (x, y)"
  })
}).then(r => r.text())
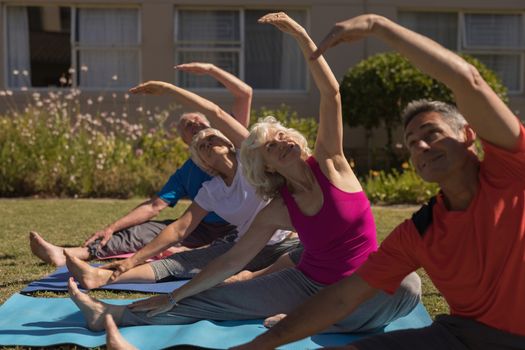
top-left (22, 266), bottom-right (187, 294)
top-left (0, 293), bottom-right (432, 349)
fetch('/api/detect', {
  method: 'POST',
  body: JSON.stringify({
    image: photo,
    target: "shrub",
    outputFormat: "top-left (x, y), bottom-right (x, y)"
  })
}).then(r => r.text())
top-left (363, 163), bottom-right (439, 204)
top-left (0, 90), bottom-right (187, 197)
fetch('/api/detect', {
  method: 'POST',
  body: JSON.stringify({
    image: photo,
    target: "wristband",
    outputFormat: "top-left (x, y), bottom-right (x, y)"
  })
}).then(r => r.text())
top-left (168, 293), bottom-right (179, 306)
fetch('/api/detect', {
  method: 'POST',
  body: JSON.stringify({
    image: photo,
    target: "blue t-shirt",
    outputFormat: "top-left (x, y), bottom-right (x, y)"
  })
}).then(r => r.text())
top-left (157, 159), bottom-right (226, 224)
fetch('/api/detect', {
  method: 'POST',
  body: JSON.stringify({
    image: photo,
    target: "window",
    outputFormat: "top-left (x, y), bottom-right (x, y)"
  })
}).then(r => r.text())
top-left (399, 11), bottom-right (524, 93)
top-left (175, 9), bottom-right (307, 91)
top-left (6, 6), bottom-right (140, 89)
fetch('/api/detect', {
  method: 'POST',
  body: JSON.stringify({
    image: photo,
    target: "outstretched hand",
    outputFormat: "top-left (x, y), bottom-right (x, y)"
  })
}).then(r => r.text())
top-left (100, 258), bottom-right (137, 282)
top-left (175, 62), bottom-right (215, 75)
top-left (129, 81), bottom-right (174, 95)
top-left (83, 227), bottom-right (113, 248)
top-left (258, 12), bottom-right (305, 37)
top-left (128, 293), bottom-right (175, 317)
top-left (311, 14), bottom-right (377, 60)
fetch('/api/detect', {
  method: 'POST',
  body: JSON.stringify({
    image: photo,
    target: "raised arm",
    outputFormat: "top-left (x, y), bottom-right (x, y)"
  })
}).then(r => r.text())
top-left (233, 275), bottom-right (378, 350)
top-left (129, 81), bottom-right (249, 148)
top-left (83, 196), bottom-right (168, 248)
top-left (258, 13), bottom-right (343, 159)
top-left (312, 14), bottom-right (521, 150)
top-left (127, 199), bottom-right (291, 316)
top-left (175, 63), bottom-right (253, 127)
top-left (102, 203), bottom-right (208, 281)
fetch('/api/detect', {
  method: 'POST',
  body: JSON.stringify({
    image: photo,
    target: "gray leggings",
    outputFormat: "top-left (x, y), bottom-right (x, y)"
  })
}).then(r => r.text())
top-left (121, 269), bottom-right (421, 333)
top-left (150, 237), bottom-right (302, 281)
top-left (88, 220), bottom-right (236, 259)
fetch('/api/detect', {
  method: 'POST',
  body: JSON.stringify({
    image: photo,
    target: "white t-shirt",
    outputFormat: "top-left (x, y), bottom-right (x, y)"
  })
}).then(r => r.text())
top-left (194, 155), bottom-right (289, 245)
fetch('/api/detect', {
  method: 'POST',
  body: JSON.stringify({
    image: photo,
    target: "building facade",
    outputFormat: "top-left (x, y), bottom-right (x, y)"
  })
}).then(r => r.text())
top-left (1, 0), bottom-right (524, 168)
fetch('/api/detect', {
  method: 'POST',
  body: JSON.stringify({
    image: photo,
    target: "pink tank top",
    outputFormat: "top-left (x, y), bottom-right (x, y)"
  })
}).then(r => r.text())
top-left (280, 157), bottom-right (377, 285)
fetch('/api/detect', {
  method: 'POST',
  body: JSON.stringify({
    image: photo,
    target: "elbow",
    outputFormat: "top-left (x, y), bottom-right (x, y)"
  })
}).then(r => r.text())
top-left (455, 62), bottom-right (486, 93)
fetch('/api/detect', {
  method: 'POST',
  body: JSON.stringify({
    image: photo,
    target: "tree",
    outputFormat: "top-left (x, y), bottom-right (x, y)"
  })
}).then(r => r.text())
top-left (340, 52), bottom-right (508, 169)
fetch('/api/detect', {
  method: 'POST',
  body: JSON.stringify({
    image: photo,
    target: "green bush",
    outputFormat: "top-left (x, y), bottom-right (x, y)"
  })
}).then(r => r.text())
top-left (249, 104), bottom-right (318, 149)
top-left (363, 163), bottom-right (439, 204)
top-left (0, 91), bottom-right (187, 198)
top-left (340, 52), bottom-right (508, 167)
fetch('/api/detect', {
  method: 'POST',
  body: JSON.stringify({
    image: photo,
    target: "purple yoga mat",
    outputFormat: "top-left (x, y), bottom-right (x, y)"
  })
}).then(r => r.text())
top-left (22, 265), bottom-right (188, 294)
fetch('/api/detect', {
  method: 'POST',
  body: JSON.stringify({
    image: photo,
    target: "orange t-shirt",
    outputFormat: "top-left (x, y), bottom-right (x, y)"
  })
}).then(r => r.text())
top-left (357, 123), bottom-right (525, 336)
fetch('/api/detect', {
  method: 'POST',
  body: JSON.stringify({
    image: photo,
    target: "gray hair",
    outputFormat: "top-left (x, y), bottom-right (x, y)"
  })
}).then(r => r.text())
top-left (175, 112), bottom-right (210, 131)
top-left (190, 128), bottom-right (235, 176)
top-left (240, 116), bottom-right (311, 200)
top-left (402, 100), bottom-right (467, 135)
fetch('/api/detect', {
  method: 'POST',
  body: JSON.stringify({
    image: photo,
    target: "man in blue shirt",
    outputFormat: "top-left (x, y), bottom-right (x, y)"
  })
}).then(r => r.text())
top-left (29, 63), bottom-right (252, 266)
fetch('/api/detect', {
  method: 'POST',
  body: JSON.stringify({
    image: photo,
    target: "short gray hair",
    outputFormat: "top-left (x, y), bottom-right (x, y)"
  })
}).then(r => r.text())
top-left (402, 100), bottom-right (467, 135)
top-left (190, 128), bottom-right (235, 176)
top-left (175, 112), bottom-right (210, 132)
top-left (240, 116), bottom-right (311, 200)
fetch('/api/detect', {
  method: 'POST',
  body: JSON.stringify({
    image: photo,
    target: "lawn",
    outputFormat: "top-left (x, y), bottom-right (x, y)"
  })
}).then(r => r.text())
top-left (0, 199), bottom-right (448, 349)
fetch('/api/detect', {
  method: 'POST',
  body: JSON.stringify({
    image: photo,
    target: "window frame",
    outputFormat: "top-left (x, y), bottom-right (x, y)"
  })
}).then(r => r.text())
top-left (173, 6), bottom-right (309, 93)
top-left (398, 9), bottom-right (524, 94)
top-left (3, 3), bottom-right (142, 91)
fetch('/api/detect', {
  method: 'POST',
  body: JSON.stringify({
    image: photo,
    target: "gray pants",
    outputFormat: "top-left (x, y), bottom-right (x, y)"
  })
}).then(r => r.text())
top-left (150, 237), bottom-right (302, 281)
top-left (88, 220), bottom-right (236, 259)
top-left (121, 268), bottom-right (421, 334)
top-left (353, 314), bottom-right (525, 350)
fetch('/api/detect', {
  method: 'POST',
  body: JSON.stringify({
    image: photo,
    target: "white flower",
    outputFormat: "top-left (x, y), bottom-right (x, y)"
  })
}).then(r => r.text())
top-left (87, 99), bottom-right (93, 105)
top-left (68, 67), bottom-right (75, 74)
top-left (59, 76), bottom-right (67, 84)
top-left (22, 70), bottom-right (29, 76)
top-left (12, 70), bottom-right (19, 75)
top-left (97, 96), bottom-right (104, 103)
top-left (112, 75), bottom-right (118, 81)
top-left (81, 65), bottom-right (89, 72)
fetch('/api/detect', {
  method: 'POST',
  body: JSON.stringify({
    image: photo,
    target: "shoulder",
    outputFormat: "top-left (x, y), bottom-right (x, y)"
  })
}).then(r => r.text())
top-left (410, 196), bottom-right (438, 237)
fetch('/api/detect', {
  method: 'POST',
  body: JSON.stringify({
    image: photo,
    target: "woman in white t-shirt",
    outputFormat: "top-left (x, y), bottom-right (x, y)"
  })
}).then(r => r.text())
top-left (64, 128), bottom-right (298, 290)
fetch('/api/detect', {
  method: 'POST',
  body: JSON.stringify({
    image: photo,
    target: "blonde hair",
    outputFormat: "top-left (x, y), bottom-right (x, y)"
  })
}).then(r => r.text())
top-left (240, 116), bottom-right (311, 200)
top-left (190, 128), bottom-right (236, 176)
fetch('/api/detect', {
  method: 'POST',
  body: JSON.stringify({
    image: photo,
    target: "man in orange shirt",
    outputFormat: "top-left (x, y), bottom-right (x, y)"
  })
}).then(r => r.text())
top-left (233, 14), bottom-right (525, 350)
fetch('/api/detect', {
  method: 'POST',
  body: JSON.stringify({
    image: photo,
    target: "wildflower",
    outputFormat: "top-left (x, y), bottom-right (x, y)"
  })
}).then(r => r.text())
top-left (22, 70), bottom-right (29, 76)
top-left (97, 96), bottom-right (104, 103)
top-left (112, 75), bottom-right (118, 81)
top-left (6, 90), bottom-right (13, 96)
top-left (112, 93), bottom-right (117, 99)
top-left (135, 148), bottom-right (144, 157)
top-left (136, 106), bottom-right (143, 112)
top-left (59, 76), bottom-right (67, 85)
top-left (372, 170), bottom-right (380, 177)
top-left (81, 65), bottom-right (89, 72)
top-left (68, 67), bottom-right (75, 74)
top-left (13, 70), bottom-right (19, 75)
top-left (87, 99), bottom-right (93, 105)
top-left (401, 162), bottom-right (410, 169)
top-left (124, 94), bottom-right (130, 100)
top-left (0, 91), bottom-right (6, 96)
top-left (21, 87), bottom-right (28, 91)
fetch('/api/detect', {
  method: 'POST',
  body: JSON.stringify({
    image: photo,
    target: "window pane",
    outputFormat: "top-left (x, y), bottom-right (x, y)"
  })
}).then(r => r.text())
top-left (79, 50), bottom-right (139, 88)
top-left (177, 51), bottom-right (239, 88)
top-left (177, 10), bottom-right (240, 48)
top-left (245, 10), bottom-right (307, 90)
top-left (398, 12), bottom-right (458, 50)
top-left (77, 8), bottom-right (139, 45)
top-left (470, 54), bottom-right (521, 91)
top-left (464, 14), bottom-right (522, 48)
top-left (7, 6), bottom-right (71, 87)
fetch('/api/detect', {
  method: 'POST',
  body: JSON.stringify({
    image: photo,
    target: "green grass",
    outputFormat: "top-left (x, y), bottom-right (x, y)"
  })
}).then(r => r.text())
top-left (0, 199), bottom-right (448, 349)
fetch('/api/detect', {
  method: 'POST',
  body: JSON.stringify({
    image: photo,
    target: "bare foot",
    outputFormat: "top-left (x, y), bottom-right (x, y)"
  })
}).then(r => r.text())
top-left (29, 231), bottom-right (66, 266)
top-left (105, 314), bottom-right (137, 350)
top-left (263, 313), bottom-right (287, 328)
top-left (68, 277), bottom-right (125, 332)
top-left (65, 250), bottom-right (112, 289)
